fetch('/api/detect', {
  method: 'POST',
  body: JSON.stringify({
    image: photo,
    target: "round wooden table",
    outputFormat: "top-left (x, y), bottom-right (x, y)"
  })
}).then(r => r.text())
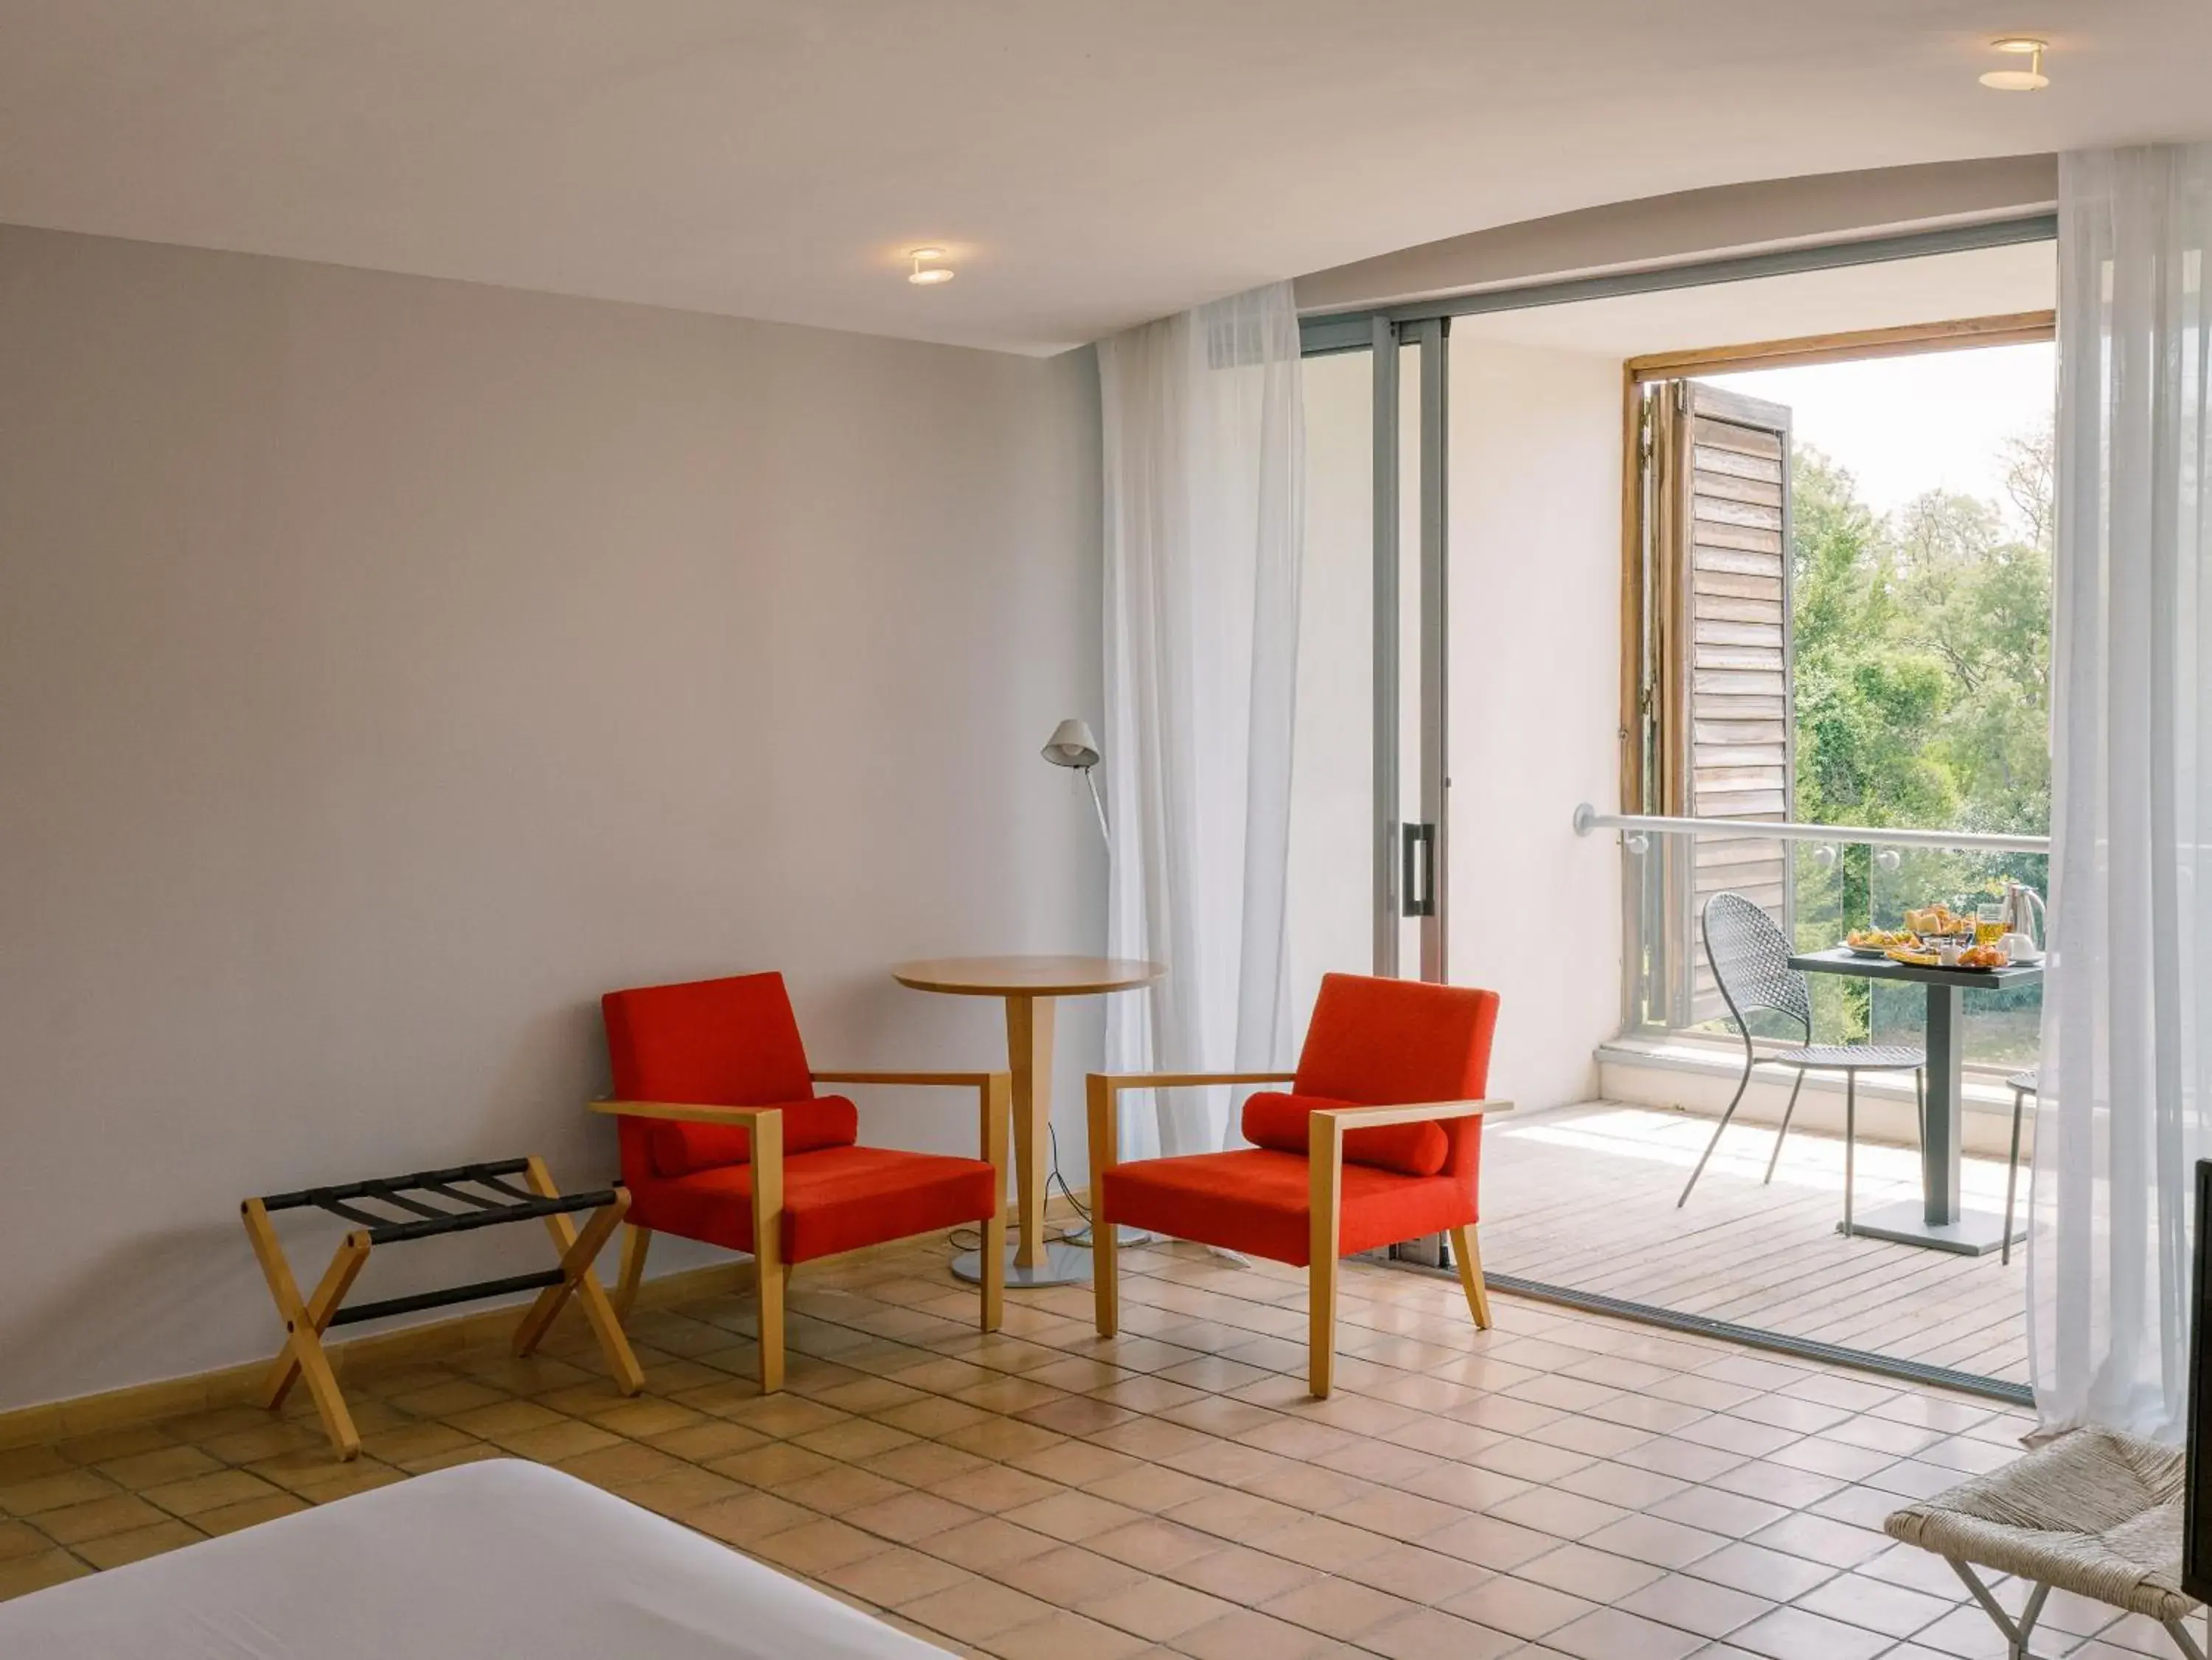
top-left (893, 955), bottom-right (1163, 1288)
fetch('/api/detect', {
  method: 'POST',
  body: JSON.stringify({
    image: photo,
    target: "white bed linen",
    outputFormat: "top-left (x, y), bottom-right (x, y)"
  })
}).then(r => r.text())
top-left (0, 1457), bottom-right (950, 1659)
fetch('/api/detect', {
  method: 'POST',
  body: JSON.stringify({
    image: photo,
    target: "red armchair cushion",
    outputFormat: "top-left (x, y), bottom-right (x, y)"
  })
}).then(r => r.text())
top-left (627, 1145), bottom-right (998, 1264)
top-left (1100, 1148), bottom-right (1475, 1266)
top-left (1294, 974), bottom-right (1500, 1183)
top-left (647, 1095), bottom-right (860, 1179)
top-left (603, 972), bottom-right (861, 1180)
top-left (603, 972), bottom-right (815, 1103)
top-left (1241, 1092), bottom-right (1449, 1177)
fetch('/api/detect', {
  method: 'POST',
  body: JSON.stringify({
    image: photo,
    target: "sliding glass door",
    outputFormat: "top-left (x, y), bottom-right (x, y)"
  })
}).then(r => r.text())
top-left (1289, 321), bottom-right (1451, 1014)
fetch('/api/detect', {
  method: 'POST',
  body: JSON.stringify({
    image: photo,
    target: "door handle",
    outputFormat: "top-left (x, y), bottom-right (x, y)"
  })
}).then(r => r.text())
top-left (1401, 822), bottom-right (1436, 918)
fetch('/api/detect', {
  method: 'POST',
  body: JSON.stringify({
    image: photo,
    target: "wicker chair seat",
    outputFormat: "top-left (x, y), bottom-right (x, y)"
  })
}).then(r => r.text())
top-left (1886, 1428), bottom-right (2194, 1628)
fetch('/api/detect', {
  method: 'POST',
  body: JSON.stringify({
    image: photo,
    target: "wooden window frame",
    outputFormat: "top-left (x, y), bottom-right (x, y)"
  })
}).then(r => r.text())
top-left (1618, 307), bottom-right (2056, 816)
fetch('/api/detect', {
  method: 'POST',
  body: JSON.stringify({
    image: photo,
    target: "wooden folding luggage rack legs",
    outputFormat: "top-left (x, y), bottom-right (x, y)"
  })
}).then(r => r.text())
top-left (241, 1157), bottom-right (644, 1460)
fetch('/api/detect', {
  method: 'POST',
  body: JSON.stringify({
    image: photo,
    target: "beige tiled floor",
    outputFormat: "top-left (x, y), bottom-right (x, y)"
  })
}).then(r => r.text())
top-left (0, 1235), bottom-right (2184, 1658)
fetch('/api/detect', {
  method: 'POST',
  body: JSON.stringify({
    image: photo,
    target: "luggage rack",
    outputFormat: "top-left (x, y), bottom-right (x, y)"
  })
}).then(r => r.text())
top-left (241, 1157), bottom-right (644, 1460)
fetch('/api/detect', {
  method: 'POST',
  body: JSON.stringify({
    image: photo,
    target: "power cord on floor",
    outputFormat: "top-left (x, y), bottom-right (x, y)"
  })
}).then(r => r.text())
top-left (949, 1122), bottom-right (1094, 1253)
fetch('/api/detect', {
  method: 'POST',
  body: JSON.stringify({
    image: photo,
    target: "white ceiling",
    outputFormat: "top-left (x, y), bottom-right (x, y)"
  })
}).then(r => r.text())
top-left (0, 2), bottom-right (2202, 355)
top-left (1455, 241), bottom-right (2056, 358)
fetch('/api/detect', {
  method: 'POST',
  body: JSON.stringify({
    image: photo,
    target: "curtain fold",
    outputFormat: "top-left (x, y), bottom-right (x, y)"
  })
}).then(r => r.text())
top-left (1097, 282), bottom-right (1304, 1159)
top-left (2030, 144), bottom-right (2212, 1440)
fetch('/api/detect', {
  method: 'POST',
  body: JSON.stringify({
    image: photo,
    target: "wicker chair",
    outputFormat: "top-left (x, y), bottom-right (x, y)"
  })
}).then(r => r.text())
top-left (1677, 892), bottom-right (1927, 1229)
top-left (1887, 1428), bottom-right (2204, 1660)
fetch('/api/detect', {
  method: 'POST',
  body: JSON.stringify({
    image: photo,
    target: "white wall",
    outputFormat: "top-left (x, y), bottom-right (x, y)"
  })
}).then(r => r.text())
top-left (1447, 339), bottom-right (1623, 1110)
top-left (0, 226), bottom-right (1103, 1410)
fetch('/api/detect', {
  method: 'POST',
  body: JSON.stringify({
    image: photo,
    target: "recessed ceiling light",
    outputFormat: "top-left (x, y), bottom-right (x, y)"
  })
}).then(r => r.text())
top-left (907, 248), bottom-right (955, 285)
top-left (1979, 38), bottom-right (2049, 91)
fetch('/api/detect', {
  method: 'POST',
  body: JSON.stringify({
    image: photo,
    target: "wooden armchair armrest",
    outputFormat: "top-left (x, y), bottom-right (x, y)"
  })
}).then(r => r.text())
top-left (809, 1071), bottom-right (1011, 1177)
top-left (1085, 1072), bottom-right (1298, 1180)
top-left (590, 1098), bottom-right (778, 1129)
top-left (1308, 1098), bottom-right (1512, 1139)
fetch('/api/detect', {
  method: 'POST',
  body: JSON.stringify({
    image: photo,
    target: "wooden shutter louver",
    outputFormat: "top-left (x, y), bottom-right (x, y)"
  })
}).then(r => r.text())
top-left (1683, 384), bottom-right (1793, 1020)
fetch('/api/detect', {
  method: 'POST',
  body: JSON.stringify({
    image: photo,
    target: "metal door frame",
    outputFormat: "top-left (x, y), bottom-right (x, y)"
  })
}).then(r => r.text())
top-left (1369, 317), bottom-right (1449, 984)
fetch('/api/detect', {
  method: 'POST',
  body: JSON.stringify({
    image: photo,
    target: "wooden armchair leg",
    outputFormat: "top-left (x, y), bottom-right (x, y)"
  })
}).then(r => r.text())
top-left (981, 1204), bottom-right (1006, 1333)
top-left (1307, 1110), bottom-right (1346, 1399)
top-left (751, 1116), bottom-right (786, 1393)
top-left (1308, 1251), bottom-right (1338, 1398)
top-left (1449, 1224), bottom-right (1493, 1331)
top-left (1087, 1074), bottom-right (1118, 1338)
top-left (616, 1224), bottom-right (652, 1318)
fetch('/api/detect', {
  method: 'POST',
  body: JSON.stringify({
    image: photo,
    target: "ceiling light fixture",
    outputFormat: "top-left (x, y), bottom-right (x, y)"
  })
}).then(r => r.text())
top-left (907, 248), bottom-right (955, 285)
top-left (1979, 37), bottom-right (2049, 91)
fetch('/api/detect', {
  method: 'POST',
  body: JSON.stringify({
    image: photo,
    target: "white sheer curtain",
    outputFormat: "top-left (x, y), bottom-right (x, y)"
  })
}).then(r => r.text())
top-left (1097, 282), bottom-right (1304, 1159)
top-left (2031, 144), bottom-right (2212, 1440)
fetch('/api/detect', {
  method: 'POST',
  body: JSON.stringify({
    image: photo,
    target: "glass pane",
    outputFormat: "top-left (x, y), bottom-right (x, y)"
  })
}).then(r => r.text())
top-left (1286, 348), bottom-right (1374, 1024)
top-left (1398, 337), bottom-right (1425, 977)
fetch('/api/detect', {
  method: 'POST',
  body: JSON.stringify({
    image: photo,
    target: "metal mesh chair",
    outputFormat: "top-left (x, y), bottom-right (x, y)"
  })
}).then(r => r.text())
top-left (1678, 892), bottom-right (1927, 1230)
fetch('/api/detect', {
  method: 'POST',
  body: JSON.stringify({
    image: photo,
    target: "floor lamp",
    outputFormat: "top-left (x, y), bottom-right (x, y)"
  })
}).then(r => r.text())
top-left (1042, 719), bottom-right (1147, 1252)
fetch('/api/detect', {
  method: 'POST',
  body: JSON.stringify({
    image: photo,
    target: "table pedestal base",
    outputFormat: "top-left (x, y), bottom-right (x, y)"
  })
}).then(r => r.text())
top-left (1843, 1199), bottom-right (2023, 1258)
top-left (950, 1241), bottom-right (1092, 1288)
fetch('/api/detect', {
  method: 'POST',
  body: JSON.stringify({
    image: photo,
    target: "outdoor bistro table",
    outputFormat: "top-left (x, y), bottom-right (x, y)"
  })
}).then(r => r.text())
top-left (1788, 947), bottom-right (2044, 1257)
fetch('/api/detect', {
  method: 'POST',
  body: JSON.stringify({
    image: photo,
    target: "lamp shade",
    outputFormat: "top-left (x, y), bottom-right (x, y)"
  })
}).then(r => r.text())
top-left (1041, 719), bottom-right (1101, 770)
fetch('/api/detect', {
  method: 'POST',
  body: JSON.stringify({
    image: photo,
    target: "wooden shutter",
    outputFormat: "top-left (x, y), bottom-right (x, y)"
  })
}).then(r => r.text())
top-left (1683, 385), bottom-right (1792, 1018)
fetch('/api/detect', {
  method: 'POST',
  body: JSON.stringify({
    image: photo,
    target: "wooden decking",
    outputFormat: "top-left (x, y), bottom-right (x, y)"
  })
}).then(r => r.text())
top-left (1478, 1101), bottom-right (2028, 1386)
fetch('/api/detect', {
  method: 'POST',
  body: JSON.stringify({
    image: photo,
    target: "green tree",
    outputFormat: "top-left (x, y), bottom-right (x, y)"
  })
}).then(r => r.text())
top-left (1781, 426), bottom-right (2052, 1053)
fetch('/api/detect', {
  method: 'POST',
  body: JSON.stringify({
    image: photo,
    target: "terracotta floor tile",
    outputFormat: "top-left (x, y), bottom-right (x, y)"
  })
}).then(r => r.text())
top-left (1164, 1541), bottom-right (1322, 1604)
top-left (814, 1546), bottom-right (974, 1608)
top-left (1513, 1541), bottom-right (1668, 1601)
top-left (1171, 1607), bottom-right (1340, 1660)
top-left (829, 1431), bottom-right (974, 1489)
top-left (1001, 1488), bottom-right (1141, 1544)
top-left (1088, 1516), bottom-right (1228, 1574)
top-left (54, 1427), bottom-right (173, 1466)
top-left (928, 1462), bottom-right (1063, 1514)
top-left (191, 1492), bottom-right (313, 1535)
top-left (988, 1608), bottom-right (1151, 1660)
top-left (74, 1518), bottom-right (206, 1569)
top-left (0, 1234), bottom-right (2042, 1656)
top-left (998, 1544), bottom-right (1151, 1605)
top-left (749, 1516), bottom-right (890, 1575)
top-left (922, 1515), bottom-right (1062, 1573)
top-left (1076, 1576), bottom-right (1239, 1642)
top-left (777, 1462), bottom-right (911, 1516)
top-left (31, 1493), bottom-right (166, 1546)
top-left (1545, 1605), bottom-right (1707, 1660)
top-left (0, 1549), bottom-right (92, 1598)
top-left (1725, 1605), bottom-right (1892, 1660)
top-left (1332, 1544), bottom-right (1493, 1605)
top-left (1259, 1574), bottom-right (1418, 1639)
top-left (140, 1468), bottom-right (283, 1518)
top-left (684, 1489), bottom-right (813, 1545)
top-left (707, 1441), bottom-right (840, 1489)
top-left (0, 1469), bottom-right (119, 1516)
top-left (1613, 1572), bottom-right (1775, 1639)
top-left (901, 1577), bottom-right (1057, 1642)
top-left (842, 1488), bottom-right (981, 1543)
top-left (1682, 1541), bottom-right (1840, 1602)
top-left (1441, 1574), bottom-right (1597, 1639)
top-left (1358, 1607), bottom-right (1524, 1660)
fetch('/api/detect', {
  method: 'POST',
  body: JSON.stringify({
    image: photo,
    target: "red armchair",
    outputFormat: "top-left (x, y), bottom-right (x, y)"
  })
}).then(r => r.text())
top-left (1088, 972), bottom-right (1506, 1397)
top-left (591, 972), bottom-right (1009, 1392)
